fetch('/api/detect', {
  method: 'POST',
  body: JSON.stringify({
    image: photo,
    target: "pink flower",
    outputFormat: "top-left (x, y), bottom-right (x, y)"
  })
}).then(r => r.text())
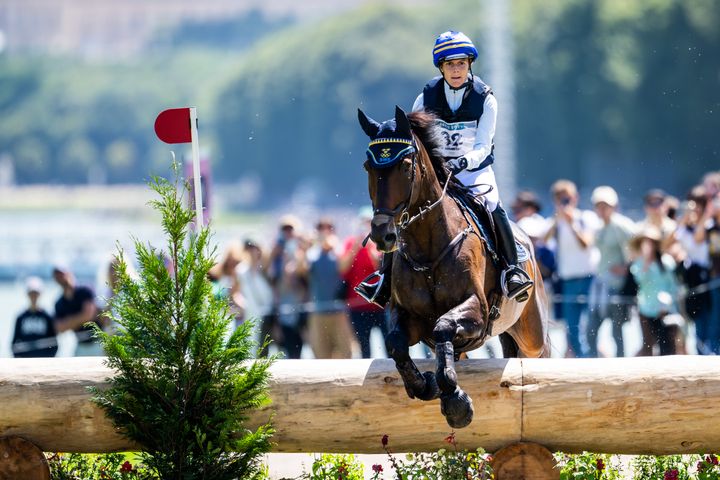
top-left (664, 469), bottom-right (678, 480)
top-left (372, 464), bottom-right (383, 473)
top-left (381, 434), bottom-right (389, 448)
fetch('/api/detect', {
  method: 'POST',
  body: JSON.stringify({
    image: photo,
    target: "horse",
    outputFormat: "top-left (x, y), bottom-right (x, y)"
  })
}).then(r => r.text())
top-left (358, 106), bottom-right (550, 429)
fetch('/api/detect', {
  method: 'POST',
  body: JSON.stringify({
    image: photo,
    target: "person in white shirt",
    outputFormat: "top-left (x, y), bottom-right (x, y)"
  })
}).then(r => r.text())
top-left (544, 179), bottom-right (600, 357)
top-left (587, 186), bottom-right (636, 357)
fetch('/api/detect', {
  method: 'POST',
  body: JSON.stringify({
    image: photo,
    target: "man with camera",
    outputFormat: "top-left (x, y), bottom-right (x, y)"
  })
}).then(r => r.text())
top-left (544, 179), bottom-right (601, 358)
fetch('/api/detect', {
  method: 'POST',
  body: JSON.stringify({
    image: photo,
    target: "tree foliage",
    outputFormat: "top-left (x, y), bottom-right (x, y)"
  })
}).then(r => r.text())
top-left (91, 165), bottom-right (274, 479)
top-left (0, 0), bottom-right (718, 204)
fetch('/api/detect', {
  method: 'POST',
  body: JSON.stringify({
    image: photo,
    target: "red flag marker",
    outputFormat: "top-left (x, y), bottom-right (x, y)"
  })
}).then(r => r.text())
top-left (154, 106), bottom-right (205, 227)
top-left (154, 108), bottom-right (192, 144)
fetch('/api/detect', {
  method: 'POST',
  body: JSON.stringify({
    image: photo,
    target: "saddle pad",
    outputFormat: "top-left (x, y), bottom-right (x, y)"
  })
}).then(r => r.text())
top-left (451, 194), bottom-right (499, 263)
top-left (516, 239), bottom-right (530, 263)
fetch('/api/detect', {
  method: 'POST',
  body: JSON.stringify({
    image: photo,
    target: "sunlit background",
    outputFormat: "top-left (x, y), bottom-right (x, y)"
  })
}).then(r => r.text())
top-left (0, 0), bottom-right (718, 357)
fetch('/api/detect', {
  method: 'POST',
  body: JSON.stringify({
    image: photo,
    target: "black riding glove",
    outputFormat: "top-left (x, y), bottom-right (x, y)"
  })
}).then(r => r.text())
top-left (446, 156), bottom-right (468, 174)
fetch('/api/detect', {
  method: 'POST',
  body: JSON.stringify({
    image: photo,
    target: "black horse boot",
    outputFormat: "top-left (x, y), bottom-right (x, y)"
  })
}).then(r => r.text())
top-left (492, 206), bottom-right (533, 302)
top-left (354, 253), bottom-right (393, 307)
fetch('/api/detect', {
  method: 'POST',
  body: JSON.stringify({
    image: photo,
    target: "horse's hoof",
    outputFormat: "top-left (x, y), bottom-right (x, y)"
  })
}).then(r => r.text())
top-left (415, 371), bottom-right (440, 401)
top-left (441, 388), bottom-right (474, 429)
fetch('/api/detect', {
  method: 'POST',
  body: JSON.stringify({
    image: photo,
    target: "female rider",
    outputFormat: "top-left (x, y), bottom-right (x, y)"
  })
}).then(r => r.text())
top-left (356, 31), bottom-right (533, 306)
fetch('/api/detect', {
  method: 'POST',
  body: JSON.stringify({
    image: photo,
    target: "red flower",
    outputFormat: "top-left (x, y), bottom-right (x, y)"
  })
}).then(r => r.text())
top-left (698, 461), bottom-right (706, 472)
top-left (372, 464), bottom-right (383, 473)
top-left (708, 454), bottom-right (719, 465)
top-left (664, 469), bottom-right (679, 480)
top-left (444, 432), bottom-right (457, 446)
top-left (381, 434), bottom-right (389, 448)
top-left (120, 461), bottom-right (134, 473)
top-left (596, 458), bottom-right (605, 471)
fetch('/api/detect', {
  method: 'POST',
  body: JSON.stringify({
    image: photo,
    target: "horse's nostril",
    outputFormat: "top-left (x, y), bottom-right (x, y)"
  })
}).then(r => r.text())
top-left (384, 233), bottom-right (397, 245)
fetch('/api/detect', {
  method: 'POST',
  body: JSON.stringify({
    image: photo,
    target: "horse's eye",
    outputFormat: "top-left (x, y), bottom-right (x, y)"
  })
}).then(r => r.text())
top-left (402, 158), bottom-right (413, 171)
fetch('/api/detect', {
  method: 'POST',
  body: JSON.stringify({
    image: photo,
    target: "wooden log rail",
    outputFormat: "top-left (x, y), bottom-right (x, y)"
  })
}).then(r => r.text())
top-left (1, 356), bottom-right (719, 455)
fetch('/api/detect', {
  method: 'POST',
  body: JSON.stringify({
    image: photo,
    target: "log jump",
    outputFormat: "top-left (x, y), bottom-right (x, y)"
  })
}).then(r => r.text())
top-left (0, 356), bottom-right (719, 455)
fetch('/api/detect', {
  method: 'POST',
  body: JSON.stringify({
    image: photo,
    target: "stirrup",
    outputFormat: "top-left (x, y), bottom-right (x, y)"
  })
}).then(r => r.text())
top-left (354, 271), bottom-right (386, 306)
top-left (500, 265), bottom-right (533, 301)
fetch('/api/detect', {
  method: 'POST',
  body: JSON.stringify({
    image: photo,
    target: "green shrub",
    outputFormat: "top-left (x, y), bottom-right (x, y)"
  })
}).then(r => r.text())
top-left (90, 165), bottom-right (274, 480)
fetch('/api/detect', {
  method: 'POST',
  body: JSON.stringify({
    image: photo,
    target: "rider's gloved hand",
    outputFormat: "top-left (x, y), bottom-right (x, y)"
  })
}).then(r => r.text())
top-left (446, 156), bottom-right (468, 174)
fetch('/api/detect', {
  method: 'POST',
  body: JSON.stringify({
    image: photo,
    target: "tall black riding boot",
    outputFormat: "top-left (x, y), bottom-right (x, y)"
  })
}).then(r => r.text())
top-left (354, 253), bottom-right (393, 308)
top-left (491, 206), bottom-right (533, 302)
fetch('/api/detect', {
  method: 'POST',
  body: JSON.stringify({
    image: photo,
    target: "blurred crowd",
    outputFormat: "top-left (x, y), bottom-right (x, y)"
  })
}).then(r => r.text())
top-left (9, 169), bottom-right (720, 360)
top-left (515, 170), bottom-right (720, 357)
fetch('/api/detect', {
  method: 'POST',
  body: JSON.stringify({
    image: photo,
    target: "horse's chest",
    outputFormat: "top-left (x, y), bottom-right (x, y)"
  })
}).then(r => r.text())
top-left (394, 267), bottom-right (469, 314)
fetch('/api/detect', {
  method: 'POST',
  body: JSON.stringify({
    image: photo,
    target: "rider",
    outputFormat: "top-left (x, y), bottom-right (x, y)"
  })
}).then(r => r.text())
top-left (356, 30), bottom-right (533, 306)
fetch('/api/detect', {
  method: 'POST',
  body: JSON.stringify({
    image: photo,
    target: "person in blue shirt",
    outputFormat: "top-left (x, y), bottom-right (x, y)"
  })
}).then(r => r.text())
top-left (356, 31), bottom-right (533, 307)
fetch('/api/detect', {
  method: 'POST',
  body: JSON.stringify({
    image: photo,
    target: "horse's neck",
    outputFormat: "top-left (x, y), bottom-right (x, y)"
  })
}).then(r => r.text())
top-left (401, 166), bottom-right (459, 256)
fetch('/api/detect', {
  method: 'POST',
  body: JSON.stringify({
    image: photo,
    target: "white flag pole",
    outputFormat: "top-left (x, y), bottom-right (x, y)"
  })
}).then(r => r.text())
top-left (189, 107), bottom-right (204, 227)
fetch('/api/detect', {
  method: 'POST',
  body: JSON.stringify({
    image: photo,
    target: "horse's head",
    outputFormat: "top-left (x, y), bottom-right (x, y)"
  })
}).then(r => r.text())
top-left (358, 106), bottom-right (419, 253)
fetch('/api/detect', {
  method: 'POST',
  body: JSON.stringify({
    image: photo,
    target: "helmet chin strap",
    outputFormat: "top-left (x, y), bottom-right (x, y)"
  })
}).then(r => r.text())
top-left (440, 62), bottom-right (474, 91)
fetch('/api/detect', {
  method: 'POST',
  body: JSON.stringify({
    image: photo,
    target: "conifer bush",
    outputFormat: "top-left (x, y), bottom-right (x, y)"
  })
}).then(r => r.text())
top-left (91, 167), bottom-right (274, 480)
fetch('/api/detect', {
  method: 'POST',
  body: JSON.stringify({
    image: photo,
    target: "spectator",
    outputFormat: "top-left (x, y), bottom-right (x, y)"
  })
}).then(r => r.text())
top-left (52, 264), bottom-right (104, 356)
top-left (630, 226), bottom-right (681, 355)
top-left (209, 241), bottom-right (245, 333)
top-left (695, 190), bottom-right (720, 354)
top-left (237, 239), bottom-right (275, 357)
top-left (12, 277), bottom-right (58, 358)
top-left (635, 189), bottom-right (678, 353)
top-left (511, 190), bottom-right (554, 280)
top-left (665, 195), bottom-right (680, 221)
top-left (587, 186), bottom-right (636, 357)
top-left (638, 189), bottom-right (677, 250)
top-left (268, 215), bottom-right (309, 359)
top-left (303, 218), bottom-right (354, 359)
top-left (544, 180), bottom-right (600, 358)
top-left (340, 207), bottom-right (388, 358)
top-left (675, 187), bottom-right (712, 354)
top-left (703, 171), bottom-right (720, 202)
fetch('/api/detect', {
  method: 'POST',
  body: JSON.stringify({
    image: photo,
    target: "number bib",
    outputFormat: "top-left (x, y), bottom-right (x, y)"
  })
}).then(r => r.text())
top-left (436, 120), bottom-right (477, 158)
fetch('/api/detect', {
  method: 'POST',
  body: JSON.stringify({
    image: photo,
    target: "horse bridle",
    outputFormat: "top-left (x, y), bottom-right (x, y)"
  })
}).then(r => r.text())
top-left (372, 141), bottom-right (453, 232)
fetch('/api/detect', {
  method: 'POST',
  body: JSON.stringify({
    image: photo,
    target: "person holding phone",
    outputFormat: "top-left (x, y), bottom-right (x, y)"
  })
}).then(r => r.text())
top-left (544, 179), bottom-right (600, 358)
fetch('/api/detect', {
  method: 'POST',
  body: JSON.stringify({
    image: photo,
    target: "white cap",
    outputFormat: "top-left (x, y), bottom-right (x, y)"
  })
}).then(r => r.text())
top-left (591, 186), bottom-right (619, 207)
top-left (25, 276), bottom-right (43, 293)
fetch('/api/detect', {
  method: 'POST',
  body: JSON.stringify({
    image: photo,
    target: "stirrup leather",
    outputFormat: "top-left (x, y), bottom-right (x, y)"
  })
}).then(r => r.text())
top-left (354, 271), bottom-right (385, 305)
top-left (500, 265), bottom-right (533, 300)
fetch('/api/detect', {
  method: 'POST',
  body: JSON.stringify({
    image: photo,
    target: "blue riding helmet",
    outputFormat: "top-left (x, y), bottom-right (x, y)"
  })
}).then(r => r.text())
top-left (432, 31), bottom-right (478, 67)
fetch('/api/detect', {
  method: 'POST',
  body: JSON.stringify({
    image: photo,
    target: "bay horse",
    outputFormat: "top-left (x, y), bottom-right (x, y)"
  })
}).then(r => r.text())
top-left (358, 106), bottom-right (549, 428)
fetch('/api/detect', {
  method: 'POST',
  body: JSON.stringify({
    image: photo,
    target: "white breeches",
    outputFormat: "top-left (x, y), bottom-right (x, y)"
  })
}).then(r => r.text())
top-left (455, 165), bottom-right (499, 212)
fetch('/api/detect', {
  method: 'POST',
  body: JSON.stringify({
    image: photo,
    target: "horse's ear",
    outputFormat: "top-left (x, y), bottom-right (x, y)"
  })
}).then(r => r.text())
top-left (358, 109), bottom-right (380, 138)
top-left (394, 105), bottom-right (412, 138)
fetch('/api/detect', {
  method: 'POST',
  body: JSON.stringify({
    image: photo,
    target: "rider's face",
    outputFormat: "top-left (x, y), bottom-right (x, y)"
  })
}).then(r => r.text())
top-left (440, 58), bottom-right (470, 88)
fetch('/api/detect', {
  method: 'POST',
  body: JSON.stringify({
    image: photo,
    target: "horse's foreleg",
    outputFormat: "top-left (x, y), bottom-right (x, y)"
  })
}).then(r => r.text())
top-left (385, 320), bottom-right (440, 401)
top-left (434, 295), bottom-right (484, 428)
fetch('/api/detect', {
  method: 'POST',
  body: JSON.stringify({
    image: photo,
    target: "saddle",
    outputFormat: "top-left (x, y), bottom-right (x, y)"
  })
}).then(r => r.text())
top-left (448, 184), bottom-right (500, 265)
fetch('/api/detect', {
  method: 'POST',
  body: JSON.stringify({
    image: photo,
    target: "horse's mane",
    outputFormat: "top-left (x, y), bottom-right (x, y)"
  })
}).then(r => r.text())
top-left (407, 111), bottom-right (465, 194)
top-left (407, 111), bottom-right (449, 183)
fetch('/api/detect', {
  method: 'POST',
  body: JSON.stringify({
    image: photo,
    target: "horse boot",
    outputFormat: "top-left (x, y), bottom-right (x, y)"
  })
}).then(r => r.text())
top-left (354, 253), bottom-right (393, 308)
top-left (491, 206), bottom-right (533, 302)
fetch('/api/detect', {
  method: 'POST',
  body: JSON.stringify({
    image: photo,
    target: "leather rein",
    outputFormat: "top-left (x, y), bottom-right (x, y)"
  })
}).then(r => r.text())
top-left (373, 150), bottom-right (475, 273)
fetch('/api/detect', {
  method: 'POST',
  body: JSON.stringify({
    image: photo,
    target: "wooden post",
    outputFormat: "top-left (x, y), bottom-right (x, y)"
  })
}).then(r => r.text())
top-left (0, 436), bottom-right (50, 480)
top-left (491, 442), bottom-right (559, 480)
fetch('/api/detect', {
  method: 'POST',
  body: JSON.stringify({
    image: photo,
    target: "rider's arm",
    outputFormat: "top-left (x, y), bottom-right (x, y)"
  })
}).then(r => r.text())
top-left (463, 94), bottom-right (497, 169)
top-left (411, 93), bottom-right (424, 113)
